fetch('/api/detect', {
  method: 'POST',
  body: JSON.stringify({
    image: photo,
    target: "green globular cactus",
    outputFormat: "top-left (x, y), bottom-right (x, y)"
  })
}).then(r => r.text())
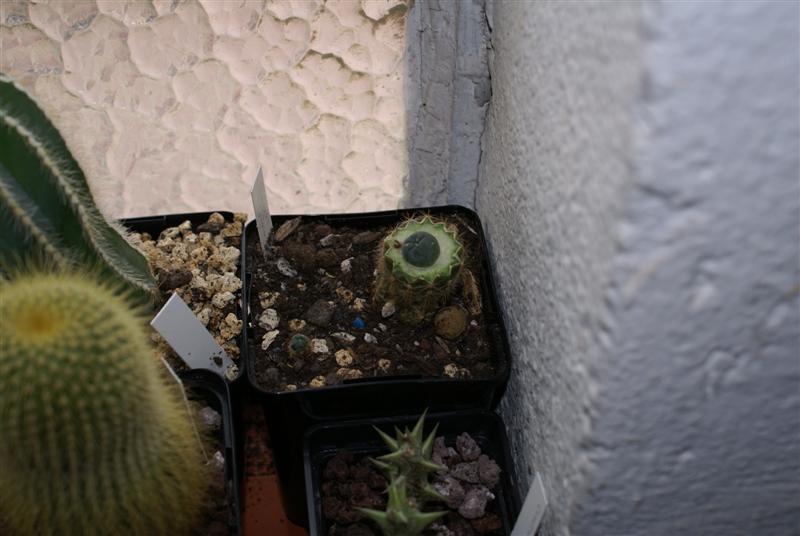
top-left (375, 215), bottom-right (463, 323)
top-left (359, 413), bottom-right (446, 536)
top-left (0, 273), bottom-right (207, 535)
top-left (358, 476), bottom-right (446, 536)
top-left (0, 76), bottom-right (157, 297)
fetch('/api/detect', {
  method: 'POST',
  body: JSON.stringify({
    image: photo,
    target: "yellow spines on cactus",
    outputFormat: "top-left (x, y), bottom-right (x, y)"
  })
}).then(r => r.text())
top-left (375, 215), bottom-right (464, 322)
top-left (0, 273), bottom-right (207, 535)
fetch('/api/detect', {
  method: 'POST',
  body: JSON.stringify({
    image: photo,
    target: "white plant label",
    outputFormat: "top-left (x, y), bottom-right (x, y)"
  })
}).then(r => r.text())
top-left (250, 166), bottom-right (273, 254)
top-left (151, 293), bottom-right (235, 379)
top-left (511, 473), bottom-right (548, 535)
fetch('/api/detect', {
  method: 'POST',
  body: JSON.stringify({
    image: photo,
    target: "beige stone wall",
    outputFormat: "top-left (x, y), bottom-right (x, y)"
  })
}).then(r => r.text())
top-left (0, 0), bottom-right (409, 217)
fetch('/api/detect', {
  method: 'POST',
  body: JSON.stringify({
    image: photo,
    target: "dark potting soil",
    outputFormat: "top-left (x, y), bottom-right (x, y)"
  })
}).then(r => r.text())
top-left (320, 433), bottom-right (504, 536)
top-left (247, 215), bottom-right (498, 392)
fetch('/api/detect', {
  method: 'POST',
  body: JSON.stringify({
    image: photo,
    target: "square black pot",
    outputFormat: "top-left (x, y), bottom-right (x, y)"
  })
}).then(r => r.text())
top-left (304, 411), bottom-right (521, 536)
top-left (121, 211), bottom-right (245, 383)
top-left (180, 370), bottom-right (243, 535)
top-left (240, 205), bottom-right (512, 525)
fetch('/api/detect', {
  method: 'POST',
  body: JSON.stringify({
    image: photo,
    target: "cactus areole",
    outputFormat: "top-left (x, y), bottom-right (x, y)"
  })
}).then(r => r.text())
top-left (376, 216), bottom-right (463, 322)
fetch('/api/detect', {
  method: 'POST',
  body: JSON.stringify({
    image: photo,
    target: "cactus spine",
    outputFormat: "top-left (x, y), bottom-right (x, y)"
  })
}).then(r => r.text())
top-left (359, 413), bottom-right (446, 535)
top-left (0, 273), bottom-right (206, 535)
top-left (375, 215), bottom-right (463, 323)
top-left (0, 76), bottom-right (156, 297)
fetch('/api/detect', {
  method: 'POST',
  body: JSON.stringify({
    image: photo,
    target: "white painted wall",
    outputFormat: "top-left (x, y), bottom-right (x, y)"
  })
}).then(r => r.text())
top-left (474, 1), bottom-right (800, 535)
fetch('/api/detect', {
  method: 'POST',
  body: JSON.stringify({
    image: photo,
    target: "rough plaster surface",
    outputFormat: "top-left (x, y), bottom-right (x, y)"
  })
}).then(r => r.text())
top-left (477, 3), bottom-right (642, 534)
top-left (0, 0), bottom-right (410, 217)
top-left (405, 0), bottom-right (490, 208)
top-left (572, 2), bottom-right (800, 534)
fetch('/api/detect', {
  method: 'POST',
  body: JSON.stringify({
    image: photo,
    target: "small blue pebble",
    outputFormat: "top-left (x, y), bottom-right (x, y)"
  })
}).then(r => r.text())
top-left (352, 316), bottom-right (365, 330)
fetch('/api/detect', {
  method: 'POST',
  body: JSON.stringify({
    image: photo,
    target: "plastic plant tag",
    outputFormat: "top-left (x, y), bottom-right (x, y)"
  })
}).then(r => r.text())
top-left (250, 166), bottom-right (273, 255)
top-left (151, 293), bottom-right (236, 380)
top-left (511, 473), bottom-right (548, 535)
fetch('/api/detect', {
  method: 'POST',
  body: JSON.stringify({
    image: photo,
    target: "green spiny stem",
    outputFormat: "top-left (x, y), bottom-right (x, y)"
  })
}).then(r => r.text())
top-left (358, 476), bottom-right (446, 536)
top-left (0, 272), bottom-right (206, 535)
top-left (0, 76), bottom-right (156, 297)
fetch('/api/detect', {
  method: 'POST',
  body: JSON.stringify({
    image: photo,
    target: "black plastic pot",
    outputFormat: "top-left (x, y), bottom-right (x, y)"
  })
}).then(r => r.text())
top-left (304, 410), bottom-right (521, 536)
top-left (240, 205), bottom-right (512, 525)
top-left (180, 369), bottom-right (243, 535)
top-left (121, 211), bottom-right (245, 383)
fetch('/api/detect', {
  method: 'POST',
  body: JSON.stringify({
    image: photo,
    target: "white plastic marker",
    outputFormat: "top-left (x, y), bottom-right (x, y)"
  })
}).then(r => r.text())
top-left (250, 166), bottom-right (273, 255)
top-left (511, 474), bottom-right (548, 535)
top-left (151, 293), bottom-right (237, 380)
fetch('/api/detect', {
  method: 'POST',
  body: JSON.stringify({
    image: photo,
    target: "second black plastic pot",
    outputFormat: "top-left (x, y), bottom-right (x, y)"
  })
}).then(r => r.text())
top-left (304, 410), bottom-right (521, 536)
top-left (180, 370), bottom-right (243, 535)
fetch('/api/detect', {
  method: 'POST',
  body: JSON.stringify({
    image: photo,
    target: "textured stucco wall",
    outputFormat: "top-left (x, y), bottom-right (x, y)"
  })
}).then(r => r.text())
top-left (0, 0), bottom-right (410, 217)
top-left (477, 2), bottom-right (643, 534)
top-left (572, 2), bottom-right (800, 534)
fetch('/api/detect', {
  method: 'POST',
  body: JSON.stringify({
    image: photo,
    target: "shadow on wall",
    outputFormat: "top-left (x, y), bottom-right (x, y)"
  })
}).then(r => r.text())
top-left (475, 1), bottom-right (643, 534)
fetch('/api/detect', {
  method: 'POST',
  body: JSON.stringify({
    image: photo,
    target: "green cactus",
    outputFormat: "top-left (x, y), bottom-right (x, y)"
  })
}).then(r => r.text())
top-left (359, 413), bottom-right (446, 536)
top-left (373, 412), bottom-right (443, 502)
top-left (375, 215), bottom-right (463, 322)
top-left (358, 476), bottom-right (446, 536)
top-left (0, 75), bottom-right (156, 297)
top-left (0, 272), bottom-right (207, 535)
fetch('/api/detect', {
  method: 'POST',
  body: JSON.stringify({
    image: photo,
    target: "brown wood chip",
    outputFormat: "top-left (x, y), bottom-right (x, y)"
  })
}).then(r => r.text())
top-left (273, 216), bottom-right (302, 242)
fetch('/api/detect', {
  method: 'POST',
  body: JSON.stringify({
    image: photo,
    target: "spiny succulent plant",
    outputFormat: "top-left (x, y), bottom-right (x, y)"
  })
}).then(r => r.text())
top-left (359, 413), bottom-right (446, 535)
top-left (373, 412), bottom-right (444, 502)
top-left (0, 75), bottom-right (156, 298)
top-left (358, 476), bottom-right (446, 536)
top-left (0, 272), bottom-right (207, 535)
top-left (375, 215), bottom-right (463, 322)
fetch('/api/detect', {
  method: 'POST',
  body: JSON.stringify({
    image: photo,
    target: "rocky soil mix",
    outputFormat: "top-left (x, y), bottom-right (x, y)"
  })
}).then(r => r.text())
top-left (247, 215), bottom-right (499, 392)
top-left (320, 433), bottom-right (504, 536)
top-left (129, 212), bottom-right (246, 379)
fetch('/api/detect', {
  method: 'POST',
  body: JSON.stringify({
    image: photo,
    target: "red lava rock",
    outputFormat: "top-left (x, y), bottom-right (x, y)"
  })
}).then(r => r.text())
top-left (332, 523), bottom-right (377, 536)
top-left (440, 517), bottom-right (477, 536)
top-left (324, 452), bottom-right (353, 481)
top-left (458, 486), bottom-right (494, 520)
top-left (433, 436), bottom-right (459, 473)
top-left (434, 474), bottom-right (466, 509)
top-left (477, 454), bottom-right (501, 489)
top-left (452, 461), bottom-right (481, 483)
top-left (367, 471), bottom-right (387, 490)
top-left (456, 433), bottom-right (482, 462)
top-left (470, 512), bottom-right (503, 534)
top-left (350, 463), bottom-right (371, 482)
